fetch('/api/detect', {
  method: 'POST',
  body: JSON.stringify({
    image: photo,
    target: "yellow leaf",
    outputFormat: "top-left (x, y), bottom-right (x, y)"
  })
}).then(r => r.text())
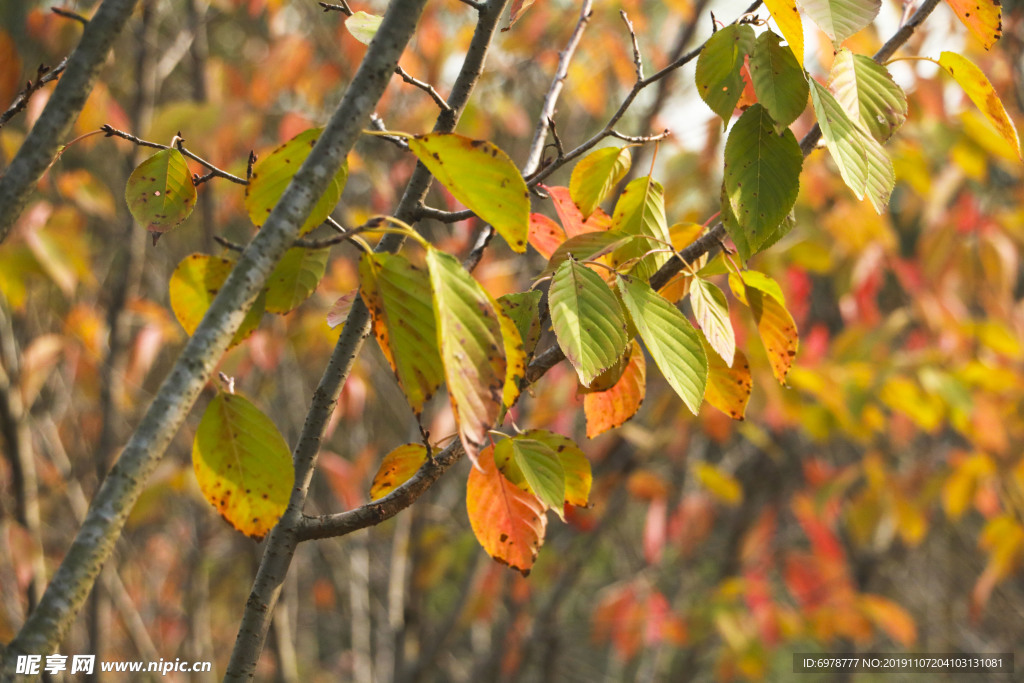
top-left (694, 462), bottom-right (743, 506)
top-left (938, 52), bottom-right (1021, 160)
top-left (370, 444), bottom-right (428, 501)
top-left (704, 347), bottom-right (752, 420)
top-left (762, 0), bottom-right (805, 67)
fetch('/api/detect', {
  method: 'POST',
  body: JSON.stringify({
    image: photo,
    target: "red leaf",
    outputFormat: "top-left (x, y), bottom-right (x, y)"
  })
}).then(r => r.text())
top-left (527, 213), bottom-right (565, 259)
top-left (544, 185), bottom-right (612, 237)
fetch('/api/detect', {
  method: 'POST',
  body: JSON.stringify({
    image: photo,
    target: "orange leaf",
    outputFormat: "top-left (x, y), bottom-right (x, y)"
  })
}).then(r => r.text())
top-left (544, 185), bottom-right (612, 237)
top-left (860, 595), bottom-right (917, 647)
top-left (731, 274), bottom-right (798, 384)
top-left (370, 443), bottom-right (428, 501)
top-left (527, 213), bottom-right (566, 259)
top-left (584, 339), bottom-right (646, 438)
top-left (467, 445), bottom-right (548, 575)
top-left (704, 347), bottom-right (752, 420)
top-left (943, 0), bottom-right (1001, 50)
top-left (505, 0), bottom-right (537, 30)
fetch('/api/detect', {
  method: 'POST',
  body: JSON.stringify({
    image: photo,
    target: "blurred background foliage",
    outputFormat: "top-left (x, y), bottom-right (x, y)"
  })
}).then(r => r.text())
top-left (1, 0), bottom-right (1023, 680)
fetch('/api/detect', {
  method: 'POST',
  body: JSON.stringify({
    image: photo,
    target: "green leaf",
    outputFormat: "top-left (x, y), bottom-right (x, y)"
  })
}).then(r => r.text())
top-left (192, 392), bottom-right (294, 541)
top-left (168, 254), bottom-right (264, 347)
top-left (346, 11), bottom-right (383, 45)
top-left (494, 437), bottom-right (566, 520)
top-left (405, 133), bottom-right (530, 252)
top-left (497, 291), bottom-right (542, 357)
top-left (125, 147), bottom-right (197, 242)
top-left (524, 429), bottom-right (592, 507)
top-left (723, 104), bottom-right (802, 254)
top-left (542, 230), bottom-right (635, 278)
top-left (690, 278), bottom-right (735, 366)
top-left (749, 31), bottom-right (809, 129)
top-left (809, 80), bottom-right (894, 213)
top-left (569, 146), bottom-right (632, 219)
top-left (695, 24), bottom-right (756, 123)
top-left (736, 270), bottom-right (787, 305)
top-left (549, 258), bottom-right (630, 388)
top-left (829, 48), bottom-right (907, 143)
top-left (245, 128), bottom-right (348, 236)
top-left (937, 52), bottom-right (1021, 160)
top-left (264, 247), bottom-right (329, 314)
top-left (370, 444), bottom-right (428, 501)
top-left (609, 176), bottom-right (672, 281)
top-left (616, 275), bottom-right (707, 414)
top-left (427, 248), bottom-right (505, 462)
top-left (762, 0), bottom-right (805, 66)
top-left (359, 253), bottom-right (444, 416)
top-left (799, 0), bottom-right (880, 44)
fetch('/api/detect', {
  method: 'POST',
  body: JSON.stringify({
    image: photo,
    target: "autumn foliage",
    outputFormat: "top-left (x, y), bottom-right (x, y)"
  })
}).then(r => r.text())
top-left (0, 0), bottom-right (1023, 679)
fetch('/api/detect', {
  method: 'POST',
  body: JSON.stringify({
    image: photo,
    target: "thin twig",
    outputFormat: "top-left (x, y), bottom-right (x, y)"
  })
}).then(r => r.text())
top-left (395, 66), bottom-right (452, 111)
top-left (457, 0), bottom-right (485, 9)
top-left (100, 124), bottom-right (249, 185)
top-left (0, 60), bottom-right (68, 130)
top-left (609, 128), bottom-right (671, 143)
top-left (522, 0), bottom-right (593, 177)
top-left (620, 11), bottom-right (644, 81)
top-left (319, 0), bottom-right (353, 15)
top-left (415, 205), bottom-right (474, 223)
top-left (368, 113), bottom-right (411, 150)
top-left (51, 7), bottom-right (89, 25)
top-left (527, 0), bottom-right (762, 187)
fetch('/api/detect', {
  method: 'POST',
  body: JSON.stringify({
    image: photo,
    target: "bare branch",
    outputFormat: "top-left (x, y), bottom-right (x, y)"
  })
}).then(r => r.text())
top-left (50, 7), bottom-right (89, 25)
top-left (0, 0), bottom-right (141, 244)
top-left (395, 66), bottom-right (452, 111)
top-left (415, 205), bottom-right (475, 223)
top-left (0, 60), bottom-right (68, 130)
top-left (100, 124), bottom-right (249, 185)
top-left (528, 0), bottom-right (763, 187)
top-left (319, 0), bottom-right (353, 15)
top-left (522, 0), bottom-right (593, 177)
top-left (225, 0), bottom-right (511, 676)
top-left (608, 128), bottom-right (671, 143)
top-left (620, 10), bottom-right (644, 81)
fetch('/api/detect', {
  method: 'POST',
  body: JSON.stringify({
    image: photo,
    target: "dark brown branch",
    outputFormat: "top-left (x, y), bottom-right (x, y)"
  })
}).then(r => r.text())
top-left (51, 7), bottom-right (89, 24)
top-left (395, 66), bottom-right (452, 111)
top-left (100, 124), bottom-right (249, 185)
top-left (414, 205), bottom-right (475, 223)
top-left (0, 60), bottom-right (68, 130)
top-left (319, 1), bottom-right (353, 15)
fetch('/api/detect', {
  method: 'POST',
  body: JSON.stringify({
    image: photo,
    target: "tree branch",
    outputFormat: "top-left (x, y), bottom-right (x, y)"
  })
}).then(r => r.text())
top-left (225, 0), bottom-right (512, 676)
top-left (0, 60), bottom-right (69, 130)
top-left (522, 0), bottom-right (594, 177)
top-left (1, 0), bottom-right (427, 670)
top-left (315, 0), bottom-right (954, 551)
top-left (527, 0), bottom-right (762, 187)
top-left (0, 0), bottom-right (141, 244)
